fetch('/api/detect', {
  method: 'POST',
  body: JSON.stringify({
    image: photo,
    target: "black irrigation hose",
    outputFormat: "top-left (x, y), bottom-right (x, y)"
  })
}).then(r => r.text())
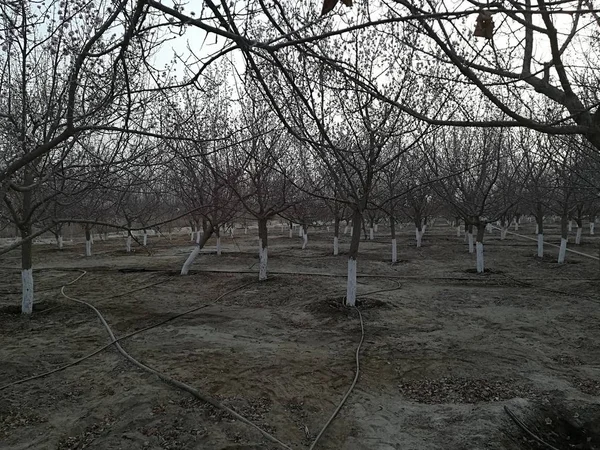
top-left (2, 267), bottom-right (378, 449)
top-left (500, 273), bottom-right (599, 302)
top-left (58, 272), bottom-right (293, 450)
top-left (504, 406), bottom-right (561, 450)
top-left (308, 306), bottom-right (364, 450)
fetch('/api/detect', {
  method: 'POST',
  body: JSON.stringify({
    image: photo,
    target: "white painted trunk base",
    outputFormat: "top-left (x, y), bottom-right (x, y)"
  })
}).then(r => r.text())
top-left (259, 245), bottom-right (268, 281)
top-left (57, 236), bottom-right (63, 249)
top-left (346, 259), bottom-right (357, 306)
top-left (476, 242), bottom-right (484, 273)
top-left (591, 223), bottom-right (595, 235)
top-left (302, 232), bottom-right (308, 249)
top-left (21, 269), bottom-right (33, 314)
top-left (126, 236), bottom-right (132, 252)
top-left (217, 237), bottom-right (222, 255)
top-left (391, 239), bottom-right (397, 263)
top-left (558, 238), bottom-right (568, 263)
top-left (196, 231), bottom-right (201, 244)
top-left (535, 224), bottom-right (539, 234)
top-left (143, 232), bottom-right (148, 246)
top-left (90, 234), bottom-right (94, 244)
top-left (181, 246), bottom-right (200, 275)
top-left (537, 234), bottom-right (544, 258)
top-left (415, 228), bottom-right (422, 247)
top-left (500, 228), bottom-right (507, 240)
top-left (575, 228), bottom-right (582, 245)
top-left (468, 233), bottom-right (474, 253)
top-left (344, 226), bottom-right (348, 234)
top-left (514, 223), bottom-right (519, 231)
top-left (369, 228), bottom-right (374, 240)
top-left (288, 228), bottom-right (293, 238)
top-left (85, 239), bottom-right (92, 257)
top-left (333, 237), bottom-right (339, 256)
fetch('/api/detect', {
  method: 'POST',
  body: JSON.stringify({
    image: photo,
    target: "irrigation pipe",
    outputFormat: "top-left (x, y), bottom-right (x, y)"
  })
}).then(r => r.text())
top-left (308, 306), bottom-right (364, 450)
top-left (491, 226), bottom-right (600, 261)
top-left (58, 272), bottom-right (293, 450)
top-left (504, 406), bottom-right (561, 450)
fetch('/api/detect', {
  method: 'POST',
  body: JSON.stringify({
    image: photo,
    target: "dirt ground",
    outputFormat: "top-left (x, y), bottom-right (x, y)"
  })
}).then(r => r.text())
top-left (1, 221), bottom-right (599, 450)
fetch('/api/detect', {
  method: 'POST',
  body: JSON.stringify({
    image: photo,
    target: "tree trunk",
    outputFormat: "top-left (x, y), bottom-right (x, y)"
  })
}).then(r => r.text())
top-left (20, 224), bottom-right (34, 314)
top-left (415, 215), bottom-right (423, 248)
top-left (346, 209), bottom-right (362, 307)
top-left (558, 214), bottom-right (568, 263)
top-left (333, 216), bottom-right (340, 256)
top-left (575, 219), bottom-right (582, 245)
top-left (143, 230), bottom-right (148, 246)
top-left (467, 222), bottom-right (474, 253)
top-left (390, 214), bottom-right (397, 263)
top-left (369, 217), bottom-right (374, 240)
top-left (590, 215), bottom-right (596, 235)
top-left (475, 222), bottom-right (485, 273)
top-left (57, 232), bottom-right (63, 250)
top-left (302, 224), bottom-right (308, 249)
top-left (536, 210), bottom-right (544, 258)
top-left (258, 218), bottom-right (268, 281)
top-left (85, 228), bottom-right (92, 257)
top-left (215, 228), bottom-right (222, 255)
top-left (181, 224), bottom-right (214, 275)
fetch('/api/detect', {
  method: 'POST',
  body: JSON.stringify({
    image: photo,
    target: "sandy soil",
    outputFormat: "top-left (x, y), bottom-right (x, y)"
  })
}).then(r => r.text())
top-left (1, 221), bottom-right (599, 450)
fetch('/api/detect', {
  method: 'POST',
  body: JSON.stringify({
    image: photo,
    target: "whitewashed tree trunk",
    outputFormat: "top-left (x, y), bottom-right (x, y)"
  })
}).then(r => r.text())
top-left (568, 220), bottom-right (573, 232)
top-left (181, 246), bottom-right (200, 275)
top-left (90, 233), bottom-right (94, 244)
top-left (181, 227), bottom-right (213, 275)
top-left (216, 236), bottom-right (222, 255)
top-left (558, 238), bottom-right (568, 263)
top-left (258, 219), bottom-right (269, 281)
top-left (369, 227), bottom-right (374, 240)
top-left (57, 235), bottom-right (63, 250)
top-left (476, 242), bottom-right (484, 273)
top-left (415, 228), bottom-right (422, 247)
top-left (514, 222), bottom-right (519, 231)
top-left (391, 239), bottom-right (397, 263)
top-left (374, 224), bottom-right (378, 232)
top-left (468, 233), bottom-right (474, 253)
top-left (85, 239), bottom-right (92, 257)
top-left (346, 258), bottom-right (357, 306)
top-left (575, 227), bottom-right (582, 245)
top-left (591, 223), bottom-right (595, 235)
top-left (537, 234), bottom-right (544, 258)
top-left (126, 236), bottom-right (132, 253)
top-left (259, 240), bottom-right (268, 281)
top-left (21, 268), bottom-right (33, 314)
top-left (535, 224), bottom-right (539, 234)
top-left (302, 231), bottom-right (308, 249)
top-left (143, 231), bottom-right (148, 246)
top-left (333, 236), bottom-right (339, 256)
top-left (486, 223), bottom-right (492, 233)
top-left (344, 225), bottom-right (348, 234)
top-left (500, 228), bottom-right (507, 240)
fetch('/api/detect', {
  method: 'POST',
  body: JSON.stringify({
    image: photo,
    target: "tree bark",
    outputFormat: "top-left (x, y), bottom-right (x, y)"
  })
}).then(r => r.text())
top-left (258, 218), bottom-right (268, 281)
top-left (346, 209), bottom-right (362, 306)
top-left (181, 224), bottom-right (214, 275)
top-left (475, 222), bottom-right (485, 273)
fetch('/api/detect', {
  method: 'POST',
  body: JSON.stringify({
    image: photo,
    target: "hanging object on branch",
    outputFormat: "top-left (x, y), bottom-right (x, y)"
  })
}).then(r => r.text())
top-left (473, 10), bottom-right (494, 39)
top-left (321, 0), bottom-right (352, 16)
